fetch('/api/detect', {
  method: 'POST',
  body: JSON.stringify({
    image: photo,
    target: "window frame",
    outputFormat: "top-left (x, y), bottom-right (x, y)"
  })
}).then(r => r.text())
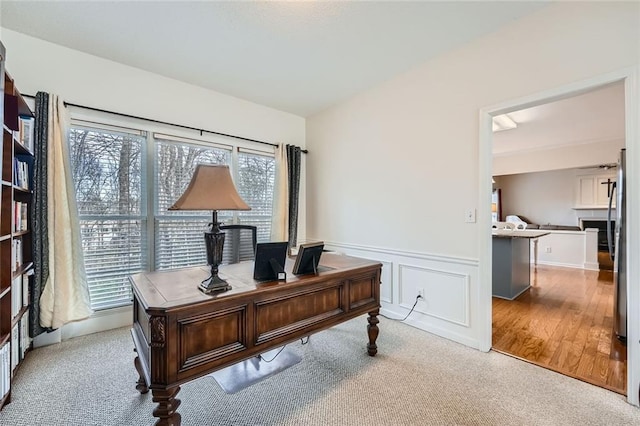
top-left (68, 116), bottom-right (278, 310)
top-left (69, 123), bottom-right (149, 310)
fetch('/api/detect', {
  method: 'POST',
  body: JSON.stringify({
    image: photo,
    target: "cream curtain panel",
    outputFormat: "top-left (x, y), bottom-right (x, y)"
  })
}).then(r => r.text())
top-left (39, 95), bottom-right (92, 329)
top-left (270, 144), bottom-right (289, 242)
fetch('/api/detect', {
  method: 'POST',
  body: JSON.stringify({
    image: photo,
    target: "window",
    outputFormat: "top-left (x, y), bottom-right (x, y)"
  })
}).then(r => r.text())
top-left (154, 137), bottom-right (231, 270)
top-left (236, 150), bottom-right (275, 242)
top-left (69, 125), bottom-right (277, 310)
top-left (69, 127), bottom-right (146, 310)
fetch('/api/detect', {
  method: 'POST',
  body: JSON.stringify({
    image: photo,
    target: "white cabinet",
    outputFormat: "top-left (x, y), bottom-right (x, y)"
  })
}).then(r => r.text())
top-left (575, 172), bottom-right (616, 208)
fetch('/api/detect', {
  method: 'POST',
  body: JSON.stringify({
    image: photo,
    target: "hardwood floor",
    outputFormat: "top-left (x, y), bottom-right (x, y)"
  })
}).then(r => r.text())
top-left (492, 264), bottom-right (626, 395)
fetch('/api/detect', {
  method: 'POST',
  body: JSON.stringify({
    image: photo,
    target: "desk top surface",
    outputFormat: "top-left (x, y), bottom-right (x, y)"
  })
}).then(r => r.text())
top-left (492, 229), bottom-right (551, 239)
top-left (130, 253), bottom-right (381, 311)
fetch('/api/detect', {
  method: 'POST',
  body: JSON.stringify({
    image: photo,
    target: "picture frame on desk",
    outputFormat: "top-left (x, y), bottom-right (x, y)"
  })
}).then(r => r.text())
top-left (292, 241), bottom-right (324, 275)
top-left (253, 242), bottom-right (288, 281)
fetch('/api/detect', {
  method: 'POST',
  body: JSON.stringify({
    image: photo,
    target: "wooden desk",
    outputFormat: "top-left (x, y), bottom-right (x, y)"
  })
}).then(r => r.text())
top-left (130, 253), bottom-right (382, 425)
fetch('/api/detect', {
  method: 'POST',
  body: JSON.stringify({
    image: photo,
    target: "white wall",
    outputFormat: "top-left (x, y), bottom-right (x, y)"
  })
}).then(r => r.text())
top-left (0, 29), bottom-right (305, 147)
top-left (0, 28), bottom-right (307, 342)
top-left (496, 168), bottom-right (616, 227)
top-left (493, 138), bottom-right (624, 176)
top-left (532, 229), bottom-right (599, 271)
top-left (497, 169), bottom-right (577, 226)
top-left (306, 3), bottom-right (639, 349)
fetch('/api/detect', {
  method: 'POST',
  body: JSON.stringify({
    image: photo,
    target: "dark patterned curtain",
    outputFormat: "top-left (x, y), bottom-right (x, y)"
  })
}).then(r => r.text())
top-left (30, 92), bottom-right (51, 337)
top-left (286, 145), bottom-right (302, 248)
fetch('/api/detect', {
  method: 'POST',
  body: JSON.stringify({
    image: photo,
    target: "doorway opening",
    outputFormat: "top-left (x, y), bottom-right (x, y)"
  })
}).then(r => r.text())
top-left (480, 71), bottom-right (637, 402)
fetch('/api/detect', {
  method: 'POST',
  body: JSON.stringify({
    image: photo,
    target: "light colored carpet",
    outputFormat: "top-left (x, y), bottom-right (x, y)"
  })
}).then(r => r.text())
top-left (1, 315), bottom-right (639, 425)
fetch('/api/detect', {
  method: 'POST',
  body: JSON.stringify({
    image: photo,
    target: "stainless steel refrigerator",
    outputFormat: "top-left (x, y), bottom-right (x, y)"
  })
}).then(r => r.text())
top-left (608, 148), bottom-right (627, 343)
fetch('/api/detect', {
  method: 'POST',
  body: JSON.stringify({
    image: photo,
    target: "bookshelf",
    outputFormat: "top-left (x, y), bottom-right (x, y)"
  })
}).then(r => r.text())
top-left (0, 41), bottom-right (35, 411)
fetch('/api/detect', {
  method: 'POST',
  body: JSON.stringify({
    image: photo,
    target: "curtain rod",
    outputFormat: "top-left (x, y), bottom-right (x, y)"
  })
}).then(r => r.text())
top-left (23, 94), bottom-right (308, 154)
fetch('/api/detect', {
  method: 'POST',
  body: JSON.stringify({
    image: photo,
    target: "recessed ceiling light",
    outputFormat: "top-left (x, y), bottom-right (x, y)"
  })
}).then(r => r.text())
top-left (492, 114), bottom-right (517, 132)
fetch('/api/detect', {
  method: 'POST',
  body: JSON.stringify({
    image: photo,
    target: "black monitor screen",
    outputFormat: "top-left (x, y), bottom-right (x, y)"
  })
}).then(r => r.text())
top-left (253, 242), bottom-right (288, 281)
top-left (292, 242), bottom-right (324, 275)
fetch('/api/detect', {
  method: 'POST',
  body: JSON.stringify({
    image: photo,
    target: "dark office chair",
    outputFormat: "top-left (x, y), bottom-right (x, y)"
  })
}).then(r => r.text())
top-left (220, 224), bottom-right (257, 264)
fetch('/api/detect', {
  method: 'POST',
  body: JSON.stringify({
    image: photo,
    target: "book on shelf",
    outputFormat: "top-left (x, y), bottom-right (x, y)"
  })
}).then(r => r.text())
top-left (11, 276), bottom-right (21, 318)
top-left (23, 271), bottom-right (31, 309)
top-left (18, 115), bottom-right (34, 152)
top-left (12, 238), bottom-right (22, 272)
top-left (13, 202), bottom-right (19, 232)
top-left (21, 203), bottom-right (27, 231)
top-left (10, 272), bottom-right (30, 319)
top-left (13, 201), bottom-right (27, 232)
top-left (13, 158), bottom-right (29, 190)
top-left (0, 342), bottom-right (9, 398)
top-left (10, 326), bottom-right (18, 376)
top-left (19, 311), bottom-right (31, 360)
top-left (11, 239), bottom-right (16, 272)
top-left (9, 315), bottom-right (31, 373)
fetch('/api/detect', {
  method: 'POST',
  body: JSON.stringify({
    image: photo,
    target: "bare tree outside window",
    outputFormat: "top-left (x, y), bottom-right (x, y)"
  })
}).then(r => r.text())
top-left (237, 152), bottom-right (275, 242)
top-left (69, 128), bottom-right (277, 309)
top-left (154, 140), bottom-right (231, 270)
top-left (69, 128), bottom-right (145, 310)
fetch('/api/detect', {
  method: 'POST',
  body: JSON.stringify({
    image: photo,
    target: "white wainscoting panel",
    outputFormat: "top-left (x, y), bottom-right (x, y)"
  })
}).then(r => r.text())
top-left (320, 240), bottom-right (481, 349)
top-left (399, 264), bottom-right (470, 327)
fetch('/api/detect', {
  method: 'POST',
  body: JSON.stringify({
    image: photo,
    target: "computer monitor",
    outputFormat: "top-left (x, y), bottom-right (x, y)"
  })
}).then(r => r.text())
top-left (292, 242), bottom-right (324, 275)
top-left (253, 242), bottom-right (288, 281)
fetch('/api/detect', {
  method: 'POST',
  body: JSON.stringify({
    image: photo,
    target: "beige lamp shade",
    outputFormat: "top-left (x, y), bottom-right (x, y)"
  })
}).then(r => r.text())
top-left (168, 164), bottom-right (251, 211)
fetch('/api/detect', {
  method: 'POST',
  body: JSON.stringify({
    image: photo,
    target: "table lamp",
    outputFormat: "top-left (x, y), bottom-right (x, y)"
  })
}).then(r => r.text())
top-left (169, 164), bottom-right (250, 294)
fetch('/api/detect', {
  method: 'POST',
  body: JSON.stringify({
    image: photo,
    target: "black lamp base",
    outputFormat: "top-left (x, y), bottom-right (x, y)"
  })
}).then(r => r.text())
top-left (199, 274), bottom-right (232, 294)
top-left (200, 211), bottom-right (232, 294)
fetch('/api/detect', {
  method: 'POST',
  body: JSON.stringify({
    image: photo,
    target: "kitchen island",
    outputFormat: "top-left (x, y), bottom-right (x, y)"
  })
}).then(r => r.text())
top-left (492, 229), bottom-right (550, 300)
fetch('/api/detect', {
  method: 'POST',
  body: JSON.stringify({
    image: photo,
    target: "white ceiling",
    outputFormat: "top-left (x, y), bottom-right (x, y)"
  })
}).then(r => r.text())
top-left (1, 1), bottom-right (622, 164)
top-left (493, 81), bottom-right (625, 161)
top-left (0, 1), bottom-right (549, 117)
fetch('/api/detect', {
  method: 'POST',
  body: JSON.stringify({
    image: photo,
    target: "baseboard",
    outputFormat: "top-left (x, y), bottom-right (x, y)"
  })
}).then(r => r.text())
top-left (33, 328), bottom-right (62, 348)
top-left (380, 306), bottom-right (481, 350)
top-left (34, 305), bottom-right (133, 348)
top-left (584, 261), bottom-right (600, 271)
top-left (536, 260), bottom-right (590, 270)
top-left (61, 305), bottom-right (132, 341)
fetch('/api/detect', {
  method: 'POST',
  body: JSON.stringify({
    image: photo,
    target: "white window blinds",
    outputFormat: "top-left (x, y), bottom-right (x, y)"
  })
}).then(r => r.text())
top-left (154, 138), bottom-right (232, 270)
top-left (69, 127), bottom-right (146, 310)
top-left (236, 150), bottom-right (275, 243)
top-left (69, 126), bottom-right (277, 310)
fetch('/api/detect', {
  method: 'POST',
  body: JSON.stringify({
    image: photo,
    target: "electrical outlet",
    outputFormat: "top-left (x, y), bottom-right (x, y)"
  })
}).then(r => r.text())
top-left (465, 208), bottom-right (476, 223)
top-left (417, 288), bottom-right (425, 299)
top-left (545, 246), bottom-right (552, 253)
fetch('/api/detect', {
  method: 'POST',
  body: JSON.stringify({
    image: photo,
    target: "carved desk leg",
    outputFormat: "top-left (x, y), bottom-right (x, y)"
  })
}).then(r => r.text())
top-left (152, 387), bottom-right (182, 426)
top-left (133, 350), bottom-right (149, 394)
top-left (367, 309), bottom-right (380, 356)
